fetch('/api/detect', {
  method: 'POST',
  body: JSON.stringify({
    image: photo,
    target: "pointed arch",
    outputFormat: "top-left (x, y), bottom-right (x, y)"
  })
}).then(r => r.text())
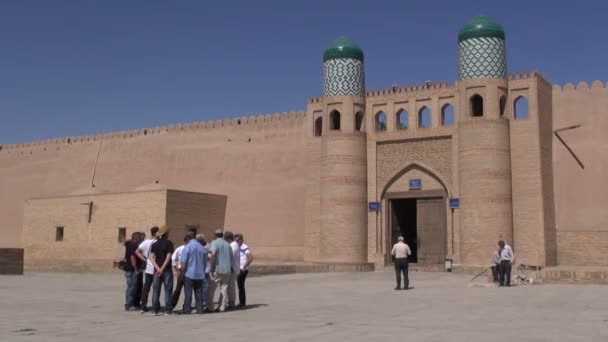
top-left (499, 95), bottom-right (507, 117)
top-left (355, 111), bottom-right (364, 131)
top-left (441, 104), bottom-right (454, 126)
top-left (314, 117), bottom-right (323, 137)
top-left (470, 94), bottom-right (484, 117)
top-left (375, 111), bottom-right (387, 132)
top-left (380, 161), bottom-right (452, 199)
top-left (418, 106), bottom-right (431, 128)
top-left (329, 110), bottom-right (341, 130)
top-left (396, 109), bottom-right (408, 129)
top-left (514, 96), bottom-right (529, 120)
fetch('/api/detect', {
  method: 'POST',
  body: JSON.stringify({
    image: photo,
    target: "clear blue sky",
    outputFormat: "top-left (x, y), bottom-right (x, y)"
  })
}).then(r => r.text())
top-left (1, 0), bottom-right (606, 144)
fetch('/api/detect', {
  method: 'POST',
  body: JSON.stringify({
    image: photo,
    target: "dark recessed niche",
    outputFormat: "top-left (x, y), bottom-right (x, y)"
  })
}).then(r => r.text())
top-left (248, 138), bottom-right (252, 142)
top-left (237, 119), bottom-right (241, 125)
top-left (67, 138), bottom-right (71, 144)
top-left (144, 130), bottom-right (147, 135)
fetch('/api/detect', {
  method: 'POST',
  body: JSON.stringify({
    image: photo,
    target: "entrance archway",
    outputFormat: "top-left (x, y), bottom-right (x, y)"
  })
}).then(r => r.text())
top-left (381, 163), bottom-right (450, 265)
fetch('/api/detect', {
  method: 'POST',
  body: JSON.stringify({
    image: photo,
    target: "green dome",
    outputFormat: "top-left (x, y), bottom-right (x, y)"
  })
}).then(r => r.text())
top-left (458, 16), bottom-right (505, 42)
top-left (323, 37), bottom-right (364, 62)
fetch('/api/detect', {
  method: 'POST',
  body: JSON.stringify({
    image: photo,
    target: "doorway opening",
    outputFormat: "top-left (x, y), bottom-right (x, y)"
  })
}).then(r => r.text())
top-left (391, 199), bottom-right (418, 262)
top-left (389, 196), bottom-right (446, 264)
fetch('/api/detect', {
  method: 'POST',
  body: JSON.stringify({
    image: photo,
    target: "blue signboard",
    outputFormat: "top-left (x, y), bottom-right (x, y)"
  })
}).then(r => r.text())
top-left (368, 202), bottom-right (381, 212)
top-left (409, 179), bottom-right (422, 190)
top-left (449, 198), bottom-right (460, 209)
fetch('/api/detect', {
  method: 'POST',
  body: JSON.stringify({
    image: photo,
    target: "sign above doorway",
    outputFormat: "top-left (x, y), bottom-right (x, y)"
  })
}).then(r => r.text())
top-left (449, 198), bottom-right (460, 209)
top-left (409, 179), bottom-right (422, 190)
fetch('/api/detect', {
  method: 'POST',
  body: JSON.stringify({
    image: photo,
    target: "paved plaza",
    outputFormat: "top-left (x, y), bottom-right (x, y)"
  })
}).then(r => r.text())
top-left (1, 270), bottom-right (607, 341)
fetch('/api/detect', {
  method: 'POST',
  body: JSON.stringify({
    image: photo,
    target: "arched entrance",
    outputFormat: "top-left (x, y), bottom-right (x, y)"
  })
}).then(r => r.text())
top-left (381, 163), bottom-right (450, 264)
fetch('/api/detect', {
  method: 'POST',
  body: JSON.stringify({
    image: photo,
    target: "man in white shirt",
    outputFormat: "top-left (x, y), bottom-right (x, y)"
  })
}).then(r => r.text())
top-left (235, 233), bottom-right (253, 308)
top-left (135, 226), bottom-right (159, 313)
top-left (171, 236), bottom-right (188, 309)
top-left (498, 240), bottom-right (514, 287)
top-left (391, 236), bottom-right (412, 290)
top-left (225, 231), bottom-right (240, 310)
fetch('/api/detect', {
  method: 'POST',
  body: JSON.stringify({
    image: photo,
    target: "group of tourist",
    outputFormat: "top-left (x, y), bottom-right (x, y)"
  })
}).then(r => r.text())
top-left (121, 226), bottom-right (253, 315)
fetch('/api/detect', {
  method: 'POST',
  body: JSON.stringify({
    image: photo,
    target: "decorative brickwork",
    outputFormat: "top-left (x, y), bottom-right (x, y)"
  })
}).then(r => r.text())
top-left (323, 58), bottom-right (365, 97)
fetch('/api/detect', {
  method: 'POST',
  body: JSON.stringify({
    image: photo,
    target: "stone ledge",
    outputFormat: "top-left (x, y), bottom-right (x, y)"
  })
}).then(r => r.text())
top-left (249, 262), bottom-right (375, 276)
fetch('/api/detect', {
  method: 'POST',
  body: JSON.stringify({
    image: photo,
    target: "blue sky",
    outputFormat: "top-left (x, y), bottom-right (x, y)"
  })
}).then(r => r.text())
top-left (1, 0), bottom-right (606, 144)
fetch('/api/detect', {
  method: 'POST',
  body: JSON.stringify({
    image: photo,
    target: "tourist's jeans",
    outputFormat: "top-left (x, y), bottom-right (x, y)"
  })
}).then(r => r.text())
top-left (237, 269), bottom-right (249, 306)
top-left (124, 271), bottom-right (137, 307)
top-left (183, 277), bottom-right (205, 313)
top-left (152, 270), bottom-right (174, 313)
top-left (141, 273), bottom-right (153, 310)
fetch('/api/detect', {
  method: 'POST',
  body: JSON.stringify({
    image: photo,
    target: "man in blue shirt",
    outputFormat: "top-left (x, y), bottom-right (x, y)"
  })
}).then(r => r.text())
top-left (206, 229), bottom-right (233, 312)
top-left (179, 231), bottom-right (208, 314)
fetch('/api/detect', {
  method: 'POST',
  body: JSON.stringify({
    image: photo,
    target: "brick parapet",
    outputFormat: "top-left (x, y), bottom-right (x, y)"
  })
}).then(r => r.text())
top-left (0, 110), bottom-right (306, 153)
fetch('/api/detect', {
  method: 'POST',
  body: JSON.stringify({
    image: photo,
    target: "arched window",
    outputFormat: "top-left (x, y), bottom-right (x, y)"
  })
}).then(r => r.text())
top-left (499, 95), bottom-right (507, 117)
top-left (470, 94), bottom-right (484, 117)
top-left (355, 111), bottom-right (364, 131)
top-left (514, 96), bottom-right (529, 120)
top-left (441, 104), bottom-right (454, 126)
top-left (418, 107), bottom-right (431, 128)
top-left (314, 117), bottom-right (322, 136)
top-left (396, 109), bottom-right (408, 129)
top-left (329, 110), bottom-right (341, 130)
top-left (375, 112), bottom-right (387, 132)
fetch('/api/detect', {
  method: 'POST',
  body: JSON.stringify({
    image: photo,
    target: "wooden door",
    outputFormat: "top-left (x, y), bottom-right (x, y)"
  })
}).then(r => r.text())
top-left (416, 197), bottom-right (446, 264)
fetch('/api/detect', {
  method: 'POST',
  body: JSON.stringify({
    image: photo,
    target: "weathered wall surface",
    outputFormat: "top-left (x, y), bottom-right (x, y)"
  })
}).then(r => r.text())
top-left (1, 112), bottom-right (309, 262)
top-left (23, 190), bottom-right (167, 272)
top-left (166, 190), bottom-right (227, 245)
top-left (552, 82), bottom-right (608, 265)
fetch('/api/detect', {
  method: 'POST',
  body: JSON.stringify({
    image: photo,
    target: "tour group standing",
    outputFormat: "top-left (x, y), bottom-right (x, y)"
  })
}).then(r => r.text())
top-left (123, 226), bottom-right (254, 315)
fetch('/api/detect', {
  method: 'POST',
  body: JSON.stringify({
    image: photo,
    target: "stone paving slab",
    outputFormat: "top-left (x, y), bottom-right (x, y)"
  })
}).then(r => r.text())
top-left (1, 271), bottom-right (607, 341)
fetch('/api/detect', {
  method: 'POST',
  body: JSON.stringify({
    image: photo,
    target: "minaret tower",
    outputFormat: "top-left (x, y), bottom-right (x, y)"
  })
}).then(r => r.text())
top-left (314, 37), bottom-right (368, 263)
top-left (456, 17), bottom-right (513, 264)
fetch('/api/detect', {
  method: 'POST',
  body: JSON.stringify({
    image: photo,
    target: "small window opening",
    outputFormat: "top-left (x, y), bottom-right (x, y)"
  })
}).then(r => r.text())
top-left (56, 226), bottom-right (64, 241)
top-left (118, 227), bottom-right (127, 243)
top-left (499, 95), bottom-right (507, 117)
top-left (355, 112), bottom-right (364, 131)
top-left (237, 119), bottom-right (241, 125)
top-left (514, 96), bottom-right (529, 120)
top-left (375, 112), bottom-right (387, 132)
top-left (67, 138), bottom-right (71, 144)
top-left (144, 129), bottom-right (148, 135)
top-left (396, 109), bottom-right (408, 129)
top-left (470, 94), bottom-right (484, 117)
top-left (329, 110), bottom-right (341, 131)
top-left (441, 104), bottom-right (454, 126)
top-left (418, 107), bottom-right (431, 128)
top-left (314, 117), bottom-right (323, 137)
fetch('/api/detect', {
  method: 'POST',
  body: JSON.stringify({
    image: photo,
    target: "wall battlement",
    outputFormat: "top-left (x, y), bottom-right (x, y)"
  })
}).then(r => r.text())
top-left (552, 80), bottom-right (608, 92)
top-left (0, 110), bottom-right (306, 152)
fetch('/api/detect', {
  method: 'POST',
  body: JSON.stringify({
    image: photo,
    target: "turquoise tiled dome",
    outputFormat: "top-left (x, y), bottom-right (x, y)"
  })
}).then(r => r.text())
top-left (458, 16), bottom-right (505, 42)
top-left (323, 37), bottom-right (364, 62)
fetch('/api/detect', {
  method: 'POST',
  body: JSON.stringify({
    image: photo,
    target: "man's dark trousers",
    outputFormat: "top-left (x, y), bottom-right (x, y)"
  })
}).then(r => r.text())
top-left (183, 277), bottom-right (204, 314)
top-left (394, 257), bottom-right (409, 289)
top-left (237, 269), bottom-right (249, 306)
top-left (171, 273), bottom-right (184, 309)
top-left (491, 265), bottom-right (500, 283)
top-left (140, 273), bottom-right (153, 311)
top-left (135, 272), bottom-right (143, 307)
top-left (152, 270), bottom-right (174, 314)
top-left (499, 260), bottom-right (512, 286)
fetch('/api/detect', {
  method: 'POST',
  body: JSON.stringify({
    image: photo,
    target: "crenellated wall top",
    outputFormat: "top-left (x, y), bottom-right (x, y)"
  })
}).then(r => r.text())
top-left (0, 110), bottom-right (306, 151)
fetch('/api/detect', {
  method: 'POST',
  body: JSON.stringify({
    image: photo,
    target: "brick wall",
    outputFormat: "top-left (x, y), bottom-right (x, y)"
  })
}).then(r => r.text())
top-left (557, 231), bottom-right (608, 266)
